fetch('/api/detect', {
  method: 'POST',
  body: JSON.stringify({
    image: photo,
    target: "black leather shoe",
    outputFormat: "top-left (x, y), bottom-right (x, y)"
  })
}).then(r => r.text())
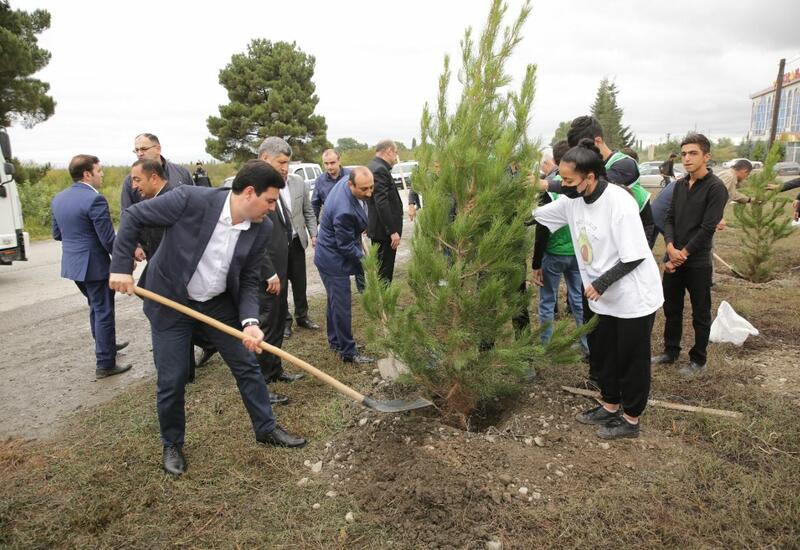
top-left (162, 445), bottom-right (186, 475)
top-left (96, 362), bottom-right (133, 379)
top-left (342, 354), bottom-right (374, 364)
top-left (196, 348), bottom-right (217, 368)
top-left (269, 392), bottom-right (290, 405)
top-left (275, 371), bottom-right (305, 383)
top-left (283, 325), bottom-right (293, 339)
top-left (651, 353), bottom-right (677, 365)
top-left (115, 341), bottom-right (129, 352)
top-left (296, 318), bottom-right (320, 330)
top-left (258, 426), bottom-right (306, 448)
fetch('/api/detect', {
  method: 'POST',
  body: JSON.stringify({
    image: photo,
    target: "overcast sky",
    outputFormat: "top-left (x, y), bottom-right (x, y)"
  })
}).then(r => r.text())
top-left (6, 0), bottom-right (800, 166)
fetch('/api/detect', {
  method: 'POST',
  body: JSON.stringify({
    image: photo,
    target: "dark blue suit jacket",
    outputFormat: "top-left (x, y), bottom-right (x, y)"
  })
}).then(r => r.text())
top-left (314, 179), bottom-right (368, 276)
top-left (51, 183), bottom-right (116, 282)
top-left (110, 186), bottom-right (273, 330)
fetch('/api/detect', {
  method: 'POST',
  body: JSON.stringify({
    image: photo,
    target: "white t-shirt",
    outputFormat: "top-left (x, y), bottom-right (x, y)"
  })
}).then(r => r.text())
top-left (534, 183), bottom-right (663, 318)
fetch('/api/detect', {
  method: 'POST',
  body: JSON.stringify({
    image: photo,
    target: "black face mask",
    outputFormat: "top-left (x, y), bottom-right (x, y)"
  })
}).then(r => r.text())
top-left (562, 179), bottom-right (587, 199)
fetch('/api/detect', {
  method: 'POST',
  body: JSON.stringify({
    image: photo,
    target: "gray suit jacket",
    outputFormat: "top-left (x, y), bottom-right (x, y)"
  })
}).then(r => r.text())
top-left (285, 173), bottom-right (318, 248)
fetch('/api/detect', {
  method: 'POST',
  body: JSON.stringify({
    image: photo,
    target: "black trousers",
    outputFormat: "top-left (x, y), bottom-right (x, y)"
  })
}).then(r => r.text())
top-left (285, 236), bottom-right (310, 325)
top-left (152, 293), bottom-right (276, 446)
top-left (662, 265), bottom-right (713, 365)
top-left (640, 201), bottom-right (656, 250)
top-left (258, 283), bottom-right (289, 382)
top-left (373, 238), bottom-right (397, 282)
top-left (595, 312), bottom-right (655, 418)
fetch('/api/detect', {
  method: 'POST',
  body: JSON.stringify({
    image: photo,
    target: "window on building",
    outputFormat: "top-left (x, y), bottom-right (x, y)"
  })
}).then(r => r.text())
top-left (778, 91), bottom-right (788, 131)
top-left (792, 88), bottom-right (800, 132)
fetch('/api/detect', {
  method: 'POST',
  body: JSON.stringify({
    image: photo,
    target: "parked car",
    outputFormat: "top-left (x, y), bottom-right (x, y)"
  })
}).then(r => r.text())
top-left (391, 161), bottom-right (418, 189)
top-left (774, 161), bottom-right (800, 176)
top-left (638, 163), bottom-right (668, 192)
top-left (290, 162), bottom-right (323, 192)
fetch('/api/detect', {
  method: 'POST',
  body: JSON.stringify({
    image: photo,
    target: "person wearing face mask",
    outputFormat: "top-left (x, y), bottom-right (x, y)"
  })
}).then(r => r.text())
top-left (533, 139), bottom-right (663, 440)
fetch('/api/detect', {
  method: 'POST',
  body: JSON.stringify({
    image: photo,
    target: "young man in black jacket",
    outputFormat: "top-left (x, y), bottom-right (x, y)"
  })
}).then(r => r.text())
top-left (652, 134), bottom-right (729, 377)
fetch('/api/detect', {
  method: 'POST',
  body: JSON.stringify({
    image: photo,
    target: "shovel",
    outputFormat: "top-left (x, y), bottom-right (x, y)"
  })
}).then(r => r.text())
top-left (133, 286), bottom-right (433, 413)
top-left (713, 252), bottom-right (745, 279)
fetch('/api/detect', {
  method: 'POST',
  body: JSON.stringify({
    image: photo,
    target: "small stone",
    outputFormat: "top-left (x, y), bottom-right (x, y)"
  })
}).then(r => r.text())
top-left (312, 503), bottom-right (321, 510)
top-left (303, 460), bottom-right (311, 467)
top-left (534, 437), bottom-right (545, 447)
top-left (372, 377), bottom-right (380, 385)
top-left (297, 477), bottom-right (309, 487)
top-left (358, 418), bottom-right (368, 427)
top-left (311, 461), bottom-right (323, 474)
top-left (486, 540), bottom-right (503, 550)
top-left (555, 470), bottom-right (564, 477)
top-left (523, 437), bottom-right (533, 446)
top-left (485, 435), bottom-right (496, 443)
top-left (518, 486), bottom-right (529, 496)
top-left (345, 512), bottom-right (355, 523)
top-left (531, 491), bottom-right (542, 500)
top-left (598, 442), bottom-right (611, 450)
top-left (424, 445), bottom-right (435, 451)
top-left (326, 490), bottom-right (338, 498)
top-left (498, 473), bottom-right (512, 485)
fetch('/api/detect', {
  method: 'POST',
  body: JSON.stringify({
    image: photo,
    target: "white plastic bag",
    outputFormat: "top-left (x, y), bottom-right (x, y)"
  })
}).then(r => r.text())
top-left (709, 300), bottom-right (759, 346)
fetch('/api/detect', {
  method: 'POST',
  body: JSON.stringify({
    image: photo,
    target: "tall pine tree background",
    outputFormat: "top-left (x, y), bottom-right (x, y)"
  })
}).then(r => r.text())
top-left (590, 78), bottom-right (634, 150)
top-left (362, 0), bottom-right (580, 427)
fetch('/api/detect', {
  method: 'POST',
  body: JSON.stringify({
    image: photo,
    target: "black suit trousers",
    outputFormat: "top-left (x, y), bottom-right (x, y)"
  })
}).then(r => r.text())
top-left (258, 284), bottom-right (289, 382)
top-left (373, 239), bottom-right (397, 282)
top-left (152, 293), bottom-right (276, 446)
top-left (286, 236), bottom-right (310, 322)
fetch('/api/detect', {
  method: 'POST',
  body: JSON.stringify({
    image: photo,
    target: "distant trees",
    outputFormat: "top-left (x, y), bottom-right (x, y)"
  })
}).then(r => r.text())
top-left (336, 137), bottom-right (368, 152)
top-left (550, 120), bottom-right (570, 146)
top-left (206, 39), bottom-right (329, 162)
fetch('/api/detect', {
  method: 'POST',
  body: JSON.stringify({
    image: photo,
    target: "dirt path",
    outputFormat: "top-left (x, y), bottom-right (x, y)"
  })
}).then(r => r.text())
top-left (0, 211), bottom-right (414, 441)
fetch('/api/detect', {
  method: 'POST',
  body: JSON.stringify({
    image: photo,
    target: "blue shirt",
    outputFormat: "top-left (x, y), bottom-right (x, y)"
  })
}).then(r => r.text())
top-left (311, 167), bottom-right (350, 221)
top-left (651, 180), bottom-right (676, 234)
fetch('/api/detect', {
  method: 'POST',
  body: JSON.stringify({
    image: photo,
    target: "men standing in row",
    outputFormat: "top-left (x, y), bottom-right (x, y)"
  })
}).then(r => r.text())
top-left (367, 140), bottom-right (403, 283)
top-left (315, 167), bottom-right (375, 364)
top-left (256, 138), bottom-right (320, 339)
top-left (312, 149), bottom-right (350, 222)
top-left (652, 134), bottom-right (728, 377)
top-left (256, 137), bottom-right (306, 389)
top-left (110, 160), bottom-right (306, 476)
top-left (52, 155), bottom-right (131, 379)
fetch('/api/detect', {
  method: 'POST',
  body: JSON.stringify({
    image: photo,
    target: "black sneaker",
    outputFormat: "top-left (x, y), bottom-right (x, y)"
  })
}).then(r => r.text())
top-left (575, 404), bottom-right (620, 425)
top-left (597, 416), bottom-right (640, 439)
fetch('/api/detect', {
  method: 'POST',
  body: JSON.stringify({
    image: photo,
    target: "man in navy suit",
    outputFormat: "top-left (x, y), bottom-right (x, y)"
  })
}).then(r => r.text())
top-left (314, 167), bottom-right (375, 364)
top-left (109, 160), bottom-right (306, 476)
top-left (51, 155), bottom-right (131, 379)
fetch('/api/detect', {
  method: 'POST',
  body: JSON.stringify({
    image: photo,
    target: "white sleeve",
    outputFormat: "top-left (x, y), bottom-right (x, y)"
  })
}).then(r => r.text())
top-left (611, 201), bottom-right (649, 263)
top-left (533, 199), bottom-right (569, 233)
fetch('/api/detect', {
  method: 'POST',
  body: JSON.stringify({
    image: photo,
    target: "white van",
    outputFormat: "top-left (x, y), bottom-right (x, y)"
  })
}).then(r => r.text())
top-left (0, 130), bottom-right (29, 265)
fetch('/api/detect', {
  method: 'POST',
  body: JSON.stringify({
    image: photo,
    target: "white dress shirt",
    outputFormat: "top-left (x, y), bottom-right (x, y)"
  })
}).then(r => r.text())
top-left (279, 185), bottom-right (296, 238)
top-left (187, 191), bottom-right (250, 302)
top-left (80, 181), bottom-right (99, 193)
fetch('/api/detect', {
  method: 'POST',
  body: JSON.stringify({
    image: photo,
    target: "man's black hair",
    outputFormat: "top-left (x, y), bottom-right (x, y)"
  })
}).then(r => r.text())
top-left (567, 115), bottom-right (604, 147)
top-left (552, 140), bottom-right (570, 165)
top-left (132, 158), bottom-right (165, 180)
top-left (732, 159), bottom-right (753, 172)
top-left (680, 133), bottom-right (711, 154)
top-left (231, 159), bottom-right (285, 194)
top-left (69, 154), bottom-right (100, 181)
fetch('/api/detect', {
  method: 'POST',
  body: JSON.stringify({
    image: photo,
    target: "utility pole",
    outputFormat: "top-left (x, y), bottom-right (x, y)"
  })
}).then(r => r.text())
top-left (767, 58), bottom-right (786, 151)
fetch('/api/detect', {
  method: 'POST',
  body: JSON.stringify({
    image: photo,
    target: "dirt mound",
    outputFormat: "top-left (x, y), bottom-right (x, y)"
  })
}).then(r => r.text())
top-left (310, 382), bottom-right (674, 549)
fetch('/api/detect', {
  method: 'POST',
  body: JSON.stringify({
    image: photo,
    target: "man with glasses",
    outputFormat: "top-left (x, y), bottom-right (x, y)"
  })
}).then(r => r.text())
top-left (121, 133), bottom-right (193, 216)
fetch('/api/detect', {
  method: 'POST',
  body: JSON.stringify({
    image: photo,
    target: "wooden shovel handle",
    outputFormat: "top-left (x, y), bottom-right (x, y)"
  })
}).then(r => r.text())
top-left (133, 286), bottom-right (367, 404)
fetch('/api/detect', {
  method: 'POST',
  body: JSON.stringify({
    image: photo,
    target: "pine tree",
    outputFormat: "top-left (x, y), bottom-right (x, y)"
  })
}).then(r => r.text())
top-left (732, 144), bottom-right (793, 282)
top-left (361, 0), bottom-right (581, 426)
top-left (590, 78), bottom-right (634, 150)
top-left (0, 1), bottom-right (55, 128)
top-left (206, 39), bottom-right (329, 162)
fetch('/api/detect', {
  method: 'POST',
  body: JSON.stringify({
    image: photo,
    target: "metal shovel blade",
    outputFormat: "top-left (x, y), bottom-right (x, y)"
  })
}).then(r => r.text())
top-left (362, 396), bottom-right (434, 413)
